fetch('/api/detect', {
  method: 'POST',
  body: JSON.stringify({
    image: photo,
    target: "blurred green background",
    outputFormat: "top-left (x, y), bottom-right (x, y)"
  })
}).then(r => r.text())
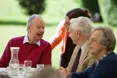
top-left (0, 0), bottom-right (117, 68)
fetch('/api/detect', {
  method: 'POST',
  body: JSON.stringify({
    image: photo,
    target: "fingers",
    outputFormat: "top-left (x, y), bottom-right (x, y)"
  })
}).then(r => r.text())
top-left (58, 67), bottom-right (65, 72)
top-left (64, 16), bottom-right (70, 30)
top-left (58, 67), bottom-right (71, 77)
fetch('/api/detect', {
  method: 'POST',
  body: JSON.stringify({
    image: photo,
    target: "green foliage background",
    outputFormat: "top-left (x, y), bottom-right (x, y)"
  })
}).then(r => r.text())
top-left (98, 0), bottom-right (117, 26)
top-left (0, 0), bottom-right (79, 68)
top-left (17, 0), bottom-right (46, 15)
top-left (0, 0), bottom-right (117, 68)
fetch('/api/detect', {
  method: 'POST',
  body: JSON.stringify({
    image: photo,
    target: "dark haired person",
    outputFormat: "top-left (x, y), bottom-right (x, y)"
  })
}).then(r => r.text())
top-left (49, 8), bottom-right (91, 68)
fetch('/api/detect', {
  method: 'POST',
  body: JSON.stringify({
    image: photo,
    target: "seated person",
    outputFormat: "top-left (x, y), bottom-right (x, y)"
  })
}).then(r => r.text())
top-left (60, 26), bottom-right (117, 78)
top-left (0, 14), bottom-right (52, 67)
top-left (49, 8), bottom-right (91, 68)
top-left (59, 17), bottom-right (96, 72)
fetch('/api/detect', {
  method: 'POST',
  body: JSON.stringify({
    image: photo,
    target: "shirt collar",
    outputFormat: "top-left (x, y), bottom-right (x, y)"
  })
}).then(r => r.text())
top-left (81, 40), bottom-right (88, 52)
top-left (95, 54), bottom-right (106, 65)
top-left (23, 35), bottom-right (40, 46)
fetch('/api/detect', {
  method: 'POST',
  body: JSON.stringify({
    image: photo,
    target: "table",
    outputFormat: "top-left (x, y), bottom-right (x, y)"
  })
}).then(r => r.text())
top-left (0, 68), bottom-right (37, 78)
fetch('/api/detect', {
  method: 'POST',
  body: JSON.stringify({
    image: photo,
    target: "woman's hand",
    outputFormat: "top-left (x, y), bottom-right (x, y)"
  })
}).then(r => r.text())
top-left (64, 16), bottom-right (70, 30)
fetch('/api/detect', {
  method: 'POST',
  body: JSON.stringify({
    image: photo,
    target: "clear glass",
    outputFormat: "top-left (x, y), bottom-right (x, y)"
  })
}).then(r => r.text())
top-left (36, 64), bottom-right (44, 71)
top-left (24, 60), bottom-right (32, 70)
top-left (18, 64), bottom-right (24, 78)
top-left (8, 47), bottom-right (20, 77)
top-left (24, 60), bottom-right (33, 78)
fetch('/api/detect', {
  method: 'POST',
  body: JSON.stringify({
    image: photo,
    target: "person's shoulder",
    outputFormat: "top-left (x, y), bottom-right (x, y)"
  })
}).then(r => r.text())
top-left (99, 52), bottom-right (117, 71)
top-left (40, 39), bottom-right (51, 49)
top-left (6, 36), bottom-right (24, 46)
top-left (41, 39), bottom-right (50, 45)
top-left (10, 36), bottom-right (24, 41)
top-left (107, 52), bottom-right (117, 58)
top-left (58, 20), bottom-right (65, 26)
top-left (102, 52), bottom-right (117, 63)
top-left (57, 20), bottom-right (66, 29)
top-left (109, 52), bottom-right (117, 60)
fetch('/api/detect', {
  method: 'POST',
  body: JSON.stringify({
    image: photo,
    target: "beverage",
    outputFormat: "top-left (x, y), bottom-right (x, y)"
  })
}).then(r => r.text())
top-left (8, 64), bottom-right (19, 76)
top-left (36, 64), bottom-right (44, 71)
top-left (8, 47), bottom-right (19, 77)
top-left (24, 60), bottom-right (32, 70)
top-left (24, 60), bottom-right (32, 78)
top-left (18, 64), bottom-right (25, 78)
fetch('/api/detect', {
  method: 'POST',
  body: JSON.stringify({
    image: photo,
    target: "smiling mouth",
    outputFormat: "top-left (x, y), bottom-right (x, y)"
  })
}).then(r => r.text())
top-left (37, 33), bottom-right (43, 36)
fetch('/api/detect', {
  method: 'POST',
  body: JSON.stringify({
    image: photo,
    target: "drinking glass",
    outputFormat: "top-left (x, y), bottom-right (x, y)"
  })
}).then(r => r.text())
top-left (24, 60), bottom-right (32, 70)
top-left (36, 64), bottom-right (44, 71)
top-left (24, 60), bottom-right (32, 78)
top-left (18, 64), bottom-right (24, 78)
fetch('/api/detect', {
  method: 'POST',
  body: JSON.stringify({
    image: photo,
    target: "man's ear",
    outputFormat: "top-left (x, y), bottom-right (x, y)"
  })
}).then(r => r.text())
top-left (76, 30), bottom-right (80, 38)
top-left (27, 25), bottom-right (31, 30)
top-left (27, 25), bottom-right (31, 33)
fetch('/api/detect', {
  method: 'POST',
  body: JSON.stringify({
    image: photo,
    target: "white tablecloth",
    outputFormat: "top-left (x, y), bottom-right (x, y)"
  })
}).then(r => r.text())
top-left (0, 68), bottom-right (6, 73)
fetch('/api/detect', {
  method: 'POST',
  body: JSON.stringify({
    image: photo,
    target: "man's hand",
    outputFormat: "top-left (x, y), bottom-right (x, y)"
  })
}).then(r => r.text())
top-left (58, 67), bottom-right (72, 77)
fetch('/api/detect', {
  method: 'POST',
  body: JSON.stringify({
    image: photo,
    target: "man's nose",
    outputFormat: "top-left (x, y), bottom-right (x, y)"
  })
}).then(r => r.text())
top-left (40, 28), bottom-right (44, 32)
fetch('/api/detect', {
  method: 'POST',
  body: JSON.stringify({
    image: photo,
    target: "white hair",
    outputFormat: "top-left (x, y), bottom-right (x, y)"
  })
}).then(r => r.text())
top-left (26, 14), bottom-right (42, 28)
top-left (91, 26), bottom-right (116, 52)
top-left (70, 17), bottom-right (94, 36)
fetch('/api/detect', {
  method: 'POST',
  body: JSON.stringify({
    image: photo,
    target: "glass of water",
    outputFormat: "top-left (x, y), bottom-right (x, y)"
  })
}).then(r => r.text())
top-left (24, 60), bottom-right (32, 70)
top-left (36, 64), bottom-right (44, 71)
top-left (18, 64), bottom-right (24, 78)
top-left (24, 60), bottom-right (33, 78)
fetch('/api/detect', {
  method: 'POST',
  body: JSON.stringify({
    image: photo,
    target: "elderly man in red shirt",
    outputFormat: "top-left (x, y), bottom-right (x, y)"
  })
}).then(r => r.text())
top-left (0, 14), bottom-right (52, 67)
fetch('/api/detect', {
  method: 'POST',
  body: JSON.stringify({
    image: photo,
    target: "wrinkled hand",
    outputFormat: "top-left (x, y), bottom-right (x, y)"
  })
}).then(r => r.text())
top-left (58, 67), bottom-right (71, 77)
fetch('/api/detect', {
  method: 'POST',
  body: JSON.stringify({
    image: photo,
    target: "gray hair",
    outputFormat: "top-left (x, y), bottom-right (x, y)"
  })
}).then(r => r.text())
top-left (26, 14), bottom-right (42, 28)
top-left (33, 67), bottom-right (65, 78)
top-left (92, 26), bottom-right (116, 52)
top-left (70, 17), bottom-right (94, 36)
